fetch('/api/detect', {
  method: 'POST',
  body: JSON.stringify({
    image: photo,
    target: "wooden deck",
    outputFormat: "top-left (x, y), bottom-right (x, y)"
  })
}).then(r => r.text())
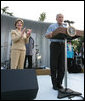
top-left (35, 69), bottom-right (51, 75)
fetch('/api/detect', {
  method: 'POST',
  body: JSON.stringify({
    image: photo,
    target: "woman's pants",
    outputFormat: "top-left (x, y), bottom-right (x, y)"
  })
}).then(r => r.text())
top-left (11, 50), bottom-right (26, 69)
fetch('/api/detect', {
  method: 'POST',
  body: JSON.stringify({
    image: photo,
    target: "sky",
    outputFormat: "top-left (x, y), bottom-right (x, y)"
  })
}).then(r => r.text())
top-left (1, 1), bottom-right (84, 30)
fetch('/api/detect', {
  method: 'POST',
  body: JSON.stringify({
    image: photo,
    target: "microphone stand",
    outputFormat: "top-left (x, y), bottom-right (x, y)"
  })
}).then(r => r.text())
top-left (57, 38), bottom-right (84, 100)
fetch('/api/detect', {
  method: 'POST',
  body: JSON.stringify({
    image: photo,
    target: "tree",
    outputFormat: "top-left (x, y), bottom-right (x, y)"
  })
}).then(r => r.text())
top-left (38, 12), bottom-right (46, 22)
top-left (71, 36), bottom-right (84, 53)
top-left (1, 6), bottom-right (13, 16)
top-left (71, 39), bottom-right (80, 52)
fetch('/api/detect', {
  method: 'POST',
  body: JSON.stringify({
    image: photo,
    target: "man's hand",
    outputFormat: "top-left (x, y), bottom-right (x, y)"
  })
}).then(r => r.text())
top-left (45, 32), bottom-right (53, 39)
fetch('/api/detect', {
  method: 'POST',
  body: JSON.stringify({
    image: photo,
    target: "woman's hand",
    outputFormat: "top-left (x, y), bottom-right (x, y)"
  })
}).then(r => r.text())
top-left (26, 29), bottom-right (32, 38)
top-left (21, 28), bottom-right (26, 37)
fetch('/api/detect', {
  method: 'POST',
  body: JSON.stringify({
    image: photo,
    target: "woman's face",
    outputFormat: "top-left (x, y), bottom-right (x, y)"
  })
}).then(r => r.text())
top-left (16, 21), bottom-right (23, 29)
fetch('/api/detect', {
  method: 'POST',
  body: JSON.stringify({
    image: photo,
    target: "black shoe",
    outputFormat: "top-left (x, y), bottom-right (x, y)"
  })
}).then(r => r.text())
top-left (57, 85), bottom-right (64, 90)
top-left (53, 85), bottom-right (64, 90)
top-left (53, 86), bottom-right (59, 90)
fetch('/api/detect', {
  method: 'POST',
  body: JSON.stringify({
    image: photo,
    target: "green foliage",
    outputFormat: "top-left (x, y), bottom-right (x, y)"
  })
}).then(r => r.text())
top-left (71, 36), bottom-right (84, 53)
top-left (1, 6), bottom-right (13, 16)
top-left (38, 12), bottom-right (46, 22)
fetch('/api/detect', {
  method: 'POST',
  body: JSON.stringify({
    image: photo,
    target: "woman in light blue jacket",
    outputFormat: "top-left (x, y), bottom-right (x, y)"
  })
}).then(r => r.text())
top-left (67, 41), bottom-right (74, 71)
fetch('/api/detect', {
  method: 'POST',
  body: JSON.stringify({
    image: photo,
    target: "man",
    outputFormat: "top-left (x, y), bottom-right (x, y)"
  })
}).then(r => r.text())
top-left (45, 14), bottom-right (66, 90)
top-left (24, 36), bottom-right (34, 69)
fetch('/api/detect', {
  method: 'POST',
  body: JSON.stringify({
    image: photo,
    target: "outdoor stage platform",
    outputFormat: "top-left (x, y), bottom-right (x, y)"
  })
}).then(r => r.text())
top-left (35, 72), bottom-right (84, 100)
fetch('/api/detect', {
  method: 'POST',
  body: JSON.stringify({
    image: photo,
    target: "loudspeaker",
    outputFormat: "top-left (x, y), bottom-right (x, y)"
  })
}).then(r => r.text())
top-left (1, 69), bottom-right (39, 100)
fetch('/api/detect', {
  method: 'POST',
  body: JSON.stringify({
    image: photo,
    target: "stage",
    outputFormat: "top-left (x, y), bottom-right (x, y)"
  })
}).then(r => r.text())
top-left (35, 73), bottom-right (84, 100)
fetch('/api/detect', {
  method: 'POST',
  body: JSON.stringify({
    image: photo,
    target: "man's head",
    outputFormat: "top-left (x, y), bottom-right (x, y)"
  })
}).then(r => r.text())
top-left (56, 14), bottom-right (64, 25)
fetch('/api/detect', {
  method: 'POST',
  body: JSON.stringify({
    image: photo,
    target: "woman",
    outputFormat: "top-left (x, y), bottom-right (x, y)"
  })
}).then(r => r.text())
top-left (11, 18), bottom-right (31, 69)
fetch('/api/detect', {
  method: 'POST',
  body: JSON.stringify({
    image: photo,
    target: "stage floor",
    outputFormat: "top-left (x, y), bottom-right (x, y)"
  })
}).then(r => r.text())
top-left (35, 73), bottom-right (84, 100)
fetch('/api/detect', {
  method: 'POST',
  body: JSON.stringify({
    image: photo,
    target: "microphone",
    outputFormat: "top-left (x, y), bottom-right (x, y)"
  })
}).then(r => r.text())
top-left (64, 20), bottom-right (75, 26)
top-left (64, 20), bottom-right (70, 23)
top-left (70, 21), bottom-right (75, 24)
top-left (64, 20), bottom-right (75, 24)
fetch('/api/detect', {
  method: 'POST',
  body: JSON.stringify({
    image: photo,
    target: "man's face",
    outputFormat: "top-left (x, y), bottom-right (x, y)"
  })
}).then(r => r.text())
top-left (56, 14), bottom-right (64, 24)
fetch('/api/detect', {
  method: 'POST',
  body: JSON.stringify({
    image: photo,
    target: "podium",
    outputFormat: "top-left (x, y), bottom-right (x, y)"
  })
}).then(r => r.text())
top-left (51, 26), bottom-right (84, 100)
top-left (51, 27), bottom-right (84, 40)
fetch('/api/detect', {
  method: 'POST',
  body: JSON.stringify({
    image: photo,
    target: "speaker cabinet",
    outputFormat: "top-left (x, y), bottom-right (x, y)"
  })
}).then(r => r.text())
top-left (1, 69), bottom-right (38, 100)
